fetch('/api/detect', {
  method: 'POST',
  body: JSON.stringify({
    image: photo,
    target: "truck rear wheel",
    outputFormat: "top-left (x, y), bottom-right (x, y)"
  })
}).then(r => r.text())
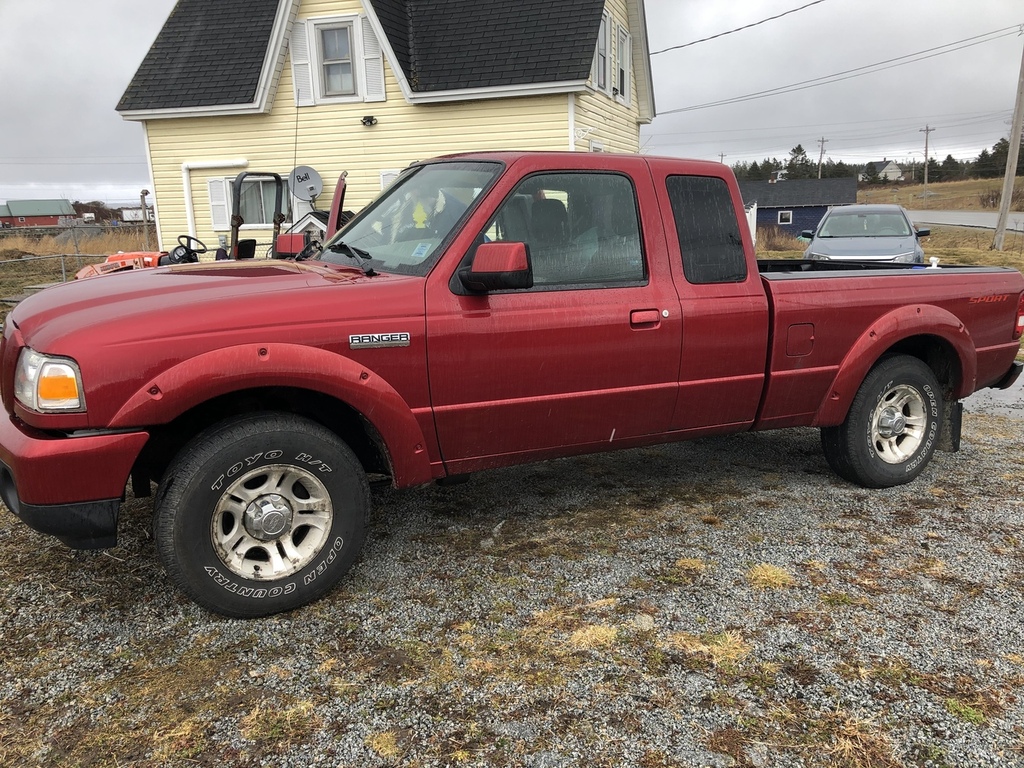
top-left (154, 413), bottom-right (369, 617)
top-left (821, 355), bottom-right (942, 488)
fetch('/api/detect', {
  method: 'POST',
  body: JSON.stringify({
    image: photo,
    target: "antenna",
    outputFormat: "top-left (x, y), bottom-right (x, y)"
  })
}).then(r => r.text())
top-left (289, 166), bottom-right (324, 207)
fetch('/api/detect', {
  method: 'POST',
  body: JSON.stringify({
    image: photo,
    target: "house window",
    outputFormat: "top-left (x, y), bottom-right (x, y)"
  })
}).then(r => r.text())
top-left (239, 178), bottom-right (291, 225)
top-left (778, 210), bottom-right (793, 225)
top-left (616, 25), bottom-right (631, 104)
top-left (318, 24), bottom-right (355, 96)
top-left (208, 177), bottom-right (292, 231)
top-left (290, 15), bottom-right (386, 106)
top-left (592, 14), bottom-right (610, 93)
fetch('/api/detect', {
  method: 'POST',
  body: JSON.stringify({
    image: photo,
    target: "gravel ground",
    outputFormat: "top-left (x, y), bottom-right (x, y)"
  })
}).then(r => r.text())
top-left (1, 384), bottom-right (1023, 768)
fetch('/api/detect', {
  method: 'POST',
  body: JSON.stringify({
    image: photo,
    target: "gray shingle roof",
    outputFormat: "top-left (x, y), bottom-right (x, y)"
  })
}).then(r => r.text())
top-left (369, 0), bottom-right (606, 92)
top-left (738, 178), bottom-right (858, 208)
top-left (117, 0), bottom-right (280, 112)
top-left (117, 0), bottom-right (607, 113)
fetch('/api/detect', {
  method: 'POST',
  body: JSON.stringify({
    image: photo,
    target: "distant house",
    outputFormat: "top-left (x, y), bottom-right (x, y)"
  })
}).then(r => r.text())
top-left (116, 0), bottom-right (656, 250)
top-left (860, 159), bottom-right (903, 182)
top-left (0, 199), bottom-right (77, 228)
top-left (738, 178), bottom-right (858, 236)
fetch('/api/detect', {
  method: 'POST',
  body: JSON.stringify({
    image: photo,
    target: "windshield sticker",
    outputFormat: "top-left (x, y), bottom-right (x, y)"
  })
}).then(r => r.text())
top-left (411, 243), bottom-right (431, 260)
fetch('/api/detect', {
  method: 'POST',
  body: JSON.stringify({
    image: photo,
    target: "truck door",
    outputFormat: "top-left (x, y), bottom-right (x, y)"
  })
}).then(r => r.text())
top-left (425, 168), bottom-right (682, 474)
top-left (651, 166), bottom-right (771, 433)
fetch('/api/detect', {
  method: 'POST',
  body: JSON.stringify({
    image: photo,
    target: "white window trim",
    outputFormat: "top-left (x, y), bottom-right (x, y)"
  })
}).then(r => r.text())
top-left (591, 12), bottom-right (611, 96)
top-left (615, 24), bottom-right (631, 106)
top-left (778, 210), bottom-right (793, 225)
top-left (291, 14), bottom-right (385, 107)
top-left (589, 140), bottom-right (605, 153)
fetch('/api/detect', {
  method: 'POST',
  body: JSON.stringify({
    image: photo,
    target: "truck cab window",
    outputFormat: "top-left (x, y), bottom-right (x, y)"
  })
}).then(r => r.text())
top-left (483, 172), bottom-right (645, 288)
top-left (666, 175), bottom-right (748, 284)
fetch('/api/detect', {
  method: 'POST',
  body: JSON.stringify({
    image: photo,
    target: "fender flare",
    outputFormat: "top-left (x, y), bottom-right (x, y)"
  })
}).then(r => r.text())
top-left (108, 343), bottom-right (433, 486)
top-left (813, 304), bottom-right (976, 426)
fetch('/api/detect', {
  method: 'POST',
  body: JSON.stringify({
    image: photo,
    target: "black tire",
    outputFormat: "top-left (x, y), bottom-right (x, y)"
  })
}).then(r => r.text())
top-left (821, 355), bottom-right (942, 488)
top-left (154, 413), bottom-right (369, 617)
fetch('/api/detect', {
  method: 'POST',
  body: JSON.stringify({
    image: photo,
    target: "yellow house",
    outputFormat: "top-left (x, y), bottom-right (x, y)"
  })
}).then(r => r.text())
top-left (117, 0), bottom-right (656, 251)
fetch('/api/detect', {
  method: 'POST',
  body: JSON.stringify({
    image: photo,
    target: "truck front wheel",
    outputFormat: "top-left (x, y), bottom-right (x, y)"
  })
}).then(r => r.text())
top-left (821, 355), bottom-right (943, 488)
top-left (154, 413), bottom-right (369, 617)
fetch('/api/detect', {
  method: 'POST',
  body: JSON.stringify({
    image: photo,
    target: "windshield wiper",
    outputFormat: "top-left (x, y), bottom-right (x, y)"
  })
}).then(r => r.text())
top-left (326, 241), bottom-right (376, 276)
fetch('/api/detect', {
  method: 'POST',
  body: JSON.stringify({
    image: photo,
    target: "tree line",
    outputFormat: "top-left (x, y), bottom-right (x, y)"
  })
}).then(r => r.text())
top-left (731, 137), bottom-right (1024, 183)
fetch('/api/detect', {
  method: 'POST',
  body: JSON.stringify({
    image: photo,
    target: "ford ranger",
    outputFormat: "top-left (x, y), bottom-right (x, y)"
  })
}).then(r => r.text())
top-left (1, 151), bottom-right (1022, 617)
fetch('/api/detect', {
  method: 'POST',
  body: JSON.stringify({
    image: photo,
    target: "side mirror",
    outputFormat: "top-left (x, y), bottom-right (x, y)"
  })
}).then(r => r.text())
top-left (458, 241), bottom-right (533, 292)
top-left (915, 227), bottom-right (930, 237)
top-left (801, 229), bottom-right (815, 239)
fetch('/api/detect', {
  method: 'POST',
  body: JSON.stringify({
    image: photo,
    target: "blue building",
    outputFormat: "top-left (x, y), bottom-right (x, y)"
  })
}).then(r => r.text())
top-left (739, 178), bottom-right (858, 237)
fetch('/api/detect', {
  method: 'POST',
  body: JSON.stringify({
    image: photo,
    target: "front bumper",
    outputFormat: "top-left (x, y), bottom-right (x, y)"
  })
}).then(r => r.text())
top-left (0, 412), bottom-right (148, 549)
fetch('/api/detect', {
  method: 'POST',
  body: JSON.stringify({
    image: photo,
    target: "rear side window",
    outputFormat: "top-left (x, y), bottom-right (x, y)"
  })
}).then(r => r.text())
top-left (666, 175), bottom-right (747, 284)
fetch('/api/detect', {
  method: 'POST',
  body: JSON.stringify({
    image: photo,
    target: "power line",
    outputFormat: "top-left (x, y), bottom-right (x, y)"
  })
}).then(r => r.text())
top-left (651, 0), bottom-right (832, 55)
top-left (659, 25), bottom-right (1022, 115)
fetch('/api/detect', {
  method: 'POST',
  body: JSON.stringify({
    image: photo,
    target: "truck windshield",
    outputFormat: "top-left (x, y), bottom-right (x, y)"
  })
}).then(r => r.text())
top-left (318, 161), bottom-right (503, 275)
top-left (818, 211), bottom-right (912, 238)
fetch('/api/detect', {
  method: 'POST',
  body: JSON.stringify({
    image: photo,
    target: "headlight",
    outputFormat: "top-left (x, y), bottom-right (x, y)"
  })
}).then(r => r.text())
top-left (891, 252), bottom-right (917, 264)
top-left (805, 252), bottom-right (829, 261)
top-left (14, 348), bottom-right (85, 412)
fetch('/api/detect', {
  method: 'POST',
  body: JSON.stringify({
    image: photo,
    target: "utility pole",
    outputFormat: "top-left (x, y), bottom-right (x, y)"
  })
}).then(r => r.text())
top-left (920, 125), bottom-right (935, 193)
top-left (718, 152), bottom-right (727, 164)
top-left (140, 189), bottom-right (151, 251)
top-left (993, 33), bottom-right (1024, 251)
top-left (816, 137), bottom-right (828, 179)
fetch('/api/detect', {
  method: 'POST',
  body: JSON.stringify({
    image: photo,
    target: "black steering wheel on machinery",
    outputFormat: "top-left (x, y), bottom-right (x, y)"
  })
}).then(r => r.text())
top-left (161, 235), bottom-right (208, 265)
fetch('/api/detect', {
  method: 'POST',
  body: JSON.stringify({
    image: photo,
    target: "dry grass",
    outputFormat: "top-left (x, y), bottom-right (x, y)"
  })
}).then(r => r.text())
top-left (858, 177), bottom-right (1024, 211)
top-left (666, 630), bottom-right (751, 668)
top-left (746, 563), bottom-right (796, 590)
top-left (0, 227), bottom-right (153, 259)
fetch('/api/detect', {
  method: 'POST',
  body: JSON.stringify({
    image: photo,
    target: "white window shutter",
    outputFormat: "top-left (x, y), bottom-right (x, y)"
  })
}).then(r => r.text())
top-left (208, 178), bottom-right (230, 231)
top-left (361, 16), bottom-right (386, 102)
top-left (290, 20), bottom-right (315, 106)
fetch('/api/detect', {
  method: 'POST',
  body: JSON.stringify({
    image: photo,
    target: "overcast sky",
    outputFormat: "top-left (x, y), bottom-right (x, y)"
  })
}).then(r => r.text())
top-left (0, 0), bottom-right (1021, 204)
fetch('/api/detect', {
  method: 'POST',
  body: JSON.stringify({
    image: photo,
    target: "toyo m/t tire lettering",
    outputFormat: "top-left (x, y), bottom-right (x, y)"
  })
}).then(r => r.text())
top-left (821, 354), bottom-right (943, 489)
top-left (155, 412), bottom-right (369, 618)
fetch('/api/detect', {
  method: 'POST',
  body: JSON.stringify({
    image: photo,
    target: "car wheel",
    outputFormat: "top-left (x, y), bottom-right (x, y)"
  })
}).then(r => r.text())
top-left (821, 355), bottom-right (942, 488)
top-left (154, 412), bottom-right (369, 617)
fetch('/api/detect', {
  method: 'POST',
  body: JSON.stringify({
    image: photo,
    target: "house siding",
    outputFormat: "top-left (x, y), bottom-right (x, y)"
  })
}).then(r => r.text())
top-left (574, 0), bottom-right (640, 153)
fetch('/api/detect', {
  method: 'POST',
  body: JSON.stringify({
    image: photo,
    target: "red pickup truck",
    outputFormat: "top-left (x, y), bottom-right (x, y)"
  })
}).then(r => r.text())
top-left (2, 151), bottom-right (1022, 617)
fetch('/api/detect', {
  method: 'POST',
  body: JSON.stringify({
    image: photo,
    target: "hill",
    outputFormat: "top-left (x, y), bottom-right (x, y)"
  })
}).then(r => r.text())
top-left (858, 177), bottom-right (1024, 212)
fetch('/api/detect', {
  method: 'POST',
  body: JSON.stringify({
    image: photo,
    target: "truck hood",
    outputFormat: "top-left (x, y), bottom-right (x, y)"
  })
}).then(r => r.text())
top-left (804, 235), bottom-right (922, 261)
top-left (11, 260), bottom-right (420, 351)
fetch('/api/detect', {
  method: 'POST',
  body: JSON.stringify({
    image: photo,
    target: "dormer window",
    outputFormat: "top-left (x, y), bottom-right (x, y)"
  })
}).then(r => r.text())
top-left (318, 24), bottom-right (356, 96)
top-left (592, 13), bottom-right (610, 94)
top-left (290, 15), bottom-right (385, 106)
top-left (616, 25), bottom-right (631, 105)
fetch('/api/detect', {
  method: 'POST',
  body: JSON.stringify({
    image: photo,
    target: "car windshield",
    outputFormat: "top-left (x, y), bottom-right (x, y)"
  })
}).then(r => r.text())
top-left (317, 161), bottom-right (502, 275)
top-left (818, 211), bottom-right (912, 238)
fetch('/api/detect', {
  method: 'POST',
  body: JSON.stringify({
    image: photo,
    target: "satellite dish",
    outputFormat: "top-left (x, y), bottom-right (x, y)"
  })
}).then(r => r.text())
top-left (289, 166), bottom-right (324, 202)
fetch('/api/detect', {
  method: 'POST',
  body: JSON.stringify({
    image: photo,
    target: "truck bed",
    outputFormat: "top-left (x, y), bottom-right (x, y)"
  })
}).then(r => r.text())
top-left (757, 258), bottom-right (1020, 276)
